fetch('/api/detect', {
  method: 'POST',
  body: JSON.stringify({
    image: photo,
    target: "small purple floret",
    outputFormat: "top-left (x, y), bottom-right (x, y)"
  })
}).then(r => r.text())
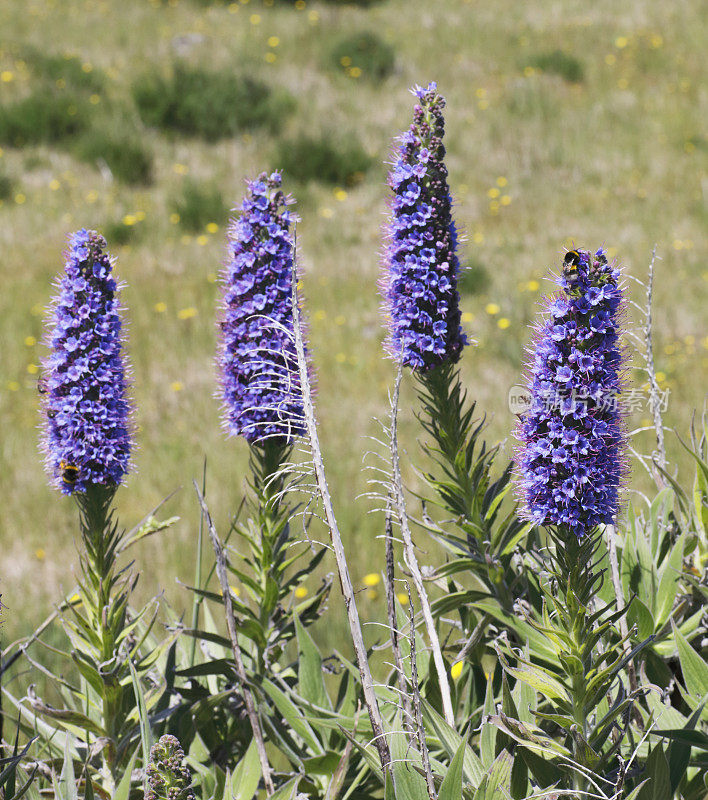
top-left (516, 248), bottom-right (626, 536)
top-left (218, 172), bottom-right (304, 443)
top-left (41, 229), bottom-right (132, 494)
top-left (381, 82), bottom-right (467, 372)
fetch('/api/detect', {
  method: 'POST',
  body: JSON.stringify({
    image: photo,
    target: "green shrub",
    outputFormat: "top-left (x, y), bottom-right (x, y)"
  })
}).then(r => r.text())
top-left (75, 129), bottom-right (153, 185)
top-left (275, 134), bottom-right (373, 185)
top-left (526, 49), bottom-right (584, 83)
top-left (104, 217), bottom-right (145, 246)
top-left (133, 65), bottom-right (295, 140)
top-left (458, 258), bottom-right (490, 295)
top-left (170, 180), bottom-right (230, 232)
top-left (0, 89), bottom-right (89, 146)
top-left (0, 172), bottom-right (14, 201)
top-left (329, 31), bottom-right (395, 80)
top-left (24, 47), bottom-right (107, 94)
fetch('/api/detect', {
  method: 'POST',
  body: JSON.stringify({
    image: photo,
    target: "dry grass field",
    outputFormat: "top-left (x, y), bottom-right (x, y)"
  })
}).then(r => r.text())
top-left (0, 0), bottom-right (705, 649)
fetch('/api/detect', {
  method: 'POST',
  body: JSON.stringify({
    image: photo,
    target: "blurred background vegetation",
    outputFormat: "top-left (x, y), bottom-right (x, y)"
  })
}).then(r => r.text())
top-left (0, 0), bottom-right (705, 650)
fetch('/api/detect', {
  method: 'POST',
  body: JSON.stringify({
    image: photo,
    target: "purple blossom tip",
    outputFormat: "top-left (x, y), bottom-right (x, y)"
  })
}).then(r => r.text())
top-left (381, 82), bottom-right (467, 372)
top-left (218, 172), bottom-right (305, 444)
top-left (41, 229), bottom-right (132, 495)
top-left (516, 248), bottom-right (627, 537)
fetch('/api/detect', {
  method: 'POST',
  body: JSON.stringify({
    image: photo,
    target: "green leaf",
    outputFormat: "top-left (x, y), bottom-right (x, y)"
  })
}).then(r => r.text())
top-left (637, 743), bottom-right (671, 800)
top-left (502, 664), bottom-right (567, 703)
top-left (389, 725), bottom-right (428, 800)
top-left (58, 737), bottom-right (77, 800)
top-left (518, 748), bottom-right (562, 790)
top-left (270, 778), bottom-right (299, 800)
top-left (479, 675), bottom-right (496, 769)
top-left (128, 657), bottom-right (153, 791)
top-left (229, 739), bottom-right (261, 800)
top-left (438, 740), bottom-right (465, 800)
top-left (112, 747), bottom-right (138, 800)
top-left (421, 698), bottom-right (484, 788)
top-left (627, 597), bottom-right (655, 640)
top-left (262, 679), bottom-right (323, 754)
top-left (655, 532), bottom-right (685, 624)
top-left (302, 752), bottom-right (342, 777)
top-left (295, 612), bottom-right (332, 712)
top-left (484, 750), bottom-right (512, 800)
top-left (673, 621), bottom-right (708, 698)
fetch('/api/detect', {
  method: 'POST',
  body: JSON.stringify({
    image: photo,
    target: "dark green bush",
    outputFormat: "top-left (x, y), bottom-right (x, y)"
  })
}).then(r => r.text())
top-left (527, 49), bottom-right (584, 83)
top-left (458, 258), bottom-right (490, 295)
top-left (0, 89), bottom-right (89, 146)
top-left (104, 217), bottom-right (145, 246)
top-left (329, 31), bottom-right (395, 80)
top-left (74, 129), bottom-right (153, 185)
top-left (170, 180), bottom-right (230, 232)
top-left (275, 135), bottom-right (373, 185)
top-left (0, 172), bottom-right (14, 200)
top-left (133, 65), bottom-right (295, 140)
top-left (24, 47), bottom-right (107, 94)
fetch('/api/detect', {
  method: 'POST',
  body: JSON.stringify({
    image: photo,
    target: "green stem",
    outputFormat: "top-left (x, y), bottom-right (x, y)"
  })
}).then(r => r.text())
top-left (76, 483), bottom-right (121, 789)
top-left (249, 437), bottom-right (291, 674)
top-left (417, 363), bottom-right (515, 611)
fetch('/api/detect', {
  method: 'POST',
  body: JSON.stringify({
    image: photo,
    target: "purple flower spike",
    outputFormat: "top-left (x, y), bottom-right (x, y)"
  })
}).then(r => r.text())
top-left (516, 248), bottom-right (627, 536)
top-left (218, 172), bottom-right (305, 443)
top-left (381, 81), bottom-right (467, 371)
top-left (41, 229), bottom-right (132, 495)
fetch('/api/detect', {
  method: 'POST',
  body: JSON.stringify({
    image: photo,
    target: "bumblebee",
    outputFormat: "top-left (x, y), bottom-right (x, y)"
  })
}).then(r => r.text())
top-left (37, 377), bottom-right (48, 394)
top-left (562, 250), bottom-right (581, 284)
top-left (60, 460), bottom-right (79, 485)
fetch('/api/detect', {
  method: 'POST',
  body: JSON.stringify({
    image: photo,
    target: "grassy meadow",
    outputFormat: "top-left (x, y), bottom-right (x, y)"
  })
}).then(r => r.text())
top-left (0, 0), bottom-right (706, 650)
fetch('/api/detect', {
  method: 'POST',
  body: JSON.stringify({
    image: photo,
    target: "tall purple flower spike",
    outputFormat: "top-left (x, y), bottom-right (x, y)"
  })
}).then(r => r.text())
top-left (381, 81), bottom-right (467, 372)
top-left (41, 229), bottom-right (132, 495)
top-left (516, 248), bottom-right (627, 536)
top-left (218, 172), bottom-right (305, 444)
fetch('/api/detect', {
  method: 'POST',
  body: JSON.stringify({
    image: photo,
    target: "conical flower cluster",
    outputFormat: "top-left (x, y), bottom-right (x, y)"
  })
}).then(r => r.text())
top-left (218, 172), bottom-right (305, 443)
top-left (516, 248), bottom-right (626, 536)
top-left (146, 735), bottom-right (195, 800)
top-left (381, 82), bottom-right (467, 372)
top-left (41, 229), bottom-right (131, 495)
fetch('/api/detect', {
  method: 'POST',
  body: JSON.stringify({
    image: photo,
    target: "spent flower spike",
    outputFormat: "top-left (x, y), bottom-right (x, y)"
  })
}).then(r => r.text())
top-left (41, 229), bottom-right (132, 494)
top-left (146, 735), bottom-right (195, 800)
top-left (516, 248), bottom-right (627, 536)
top-left (381, 81), bottom-right (467, 371)
top-left (218, 172), bottom-right (305, 443)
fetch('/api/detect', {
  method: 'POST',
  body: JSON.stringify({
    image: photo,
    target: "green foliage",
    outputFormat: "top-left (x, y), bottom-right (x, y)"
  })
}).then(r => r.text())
top-left (133, 65), bottom-right (295, 140)
top-left (0, 733), bottom-right (38, 800)
top-left (74, 129), bottom-right (153, 185)
top-left (104, 217), bottom-right (146, 246)
top-left (0, 89), bottom-right (89, 146)
top-left (24, 47), bottom-right (107, 94)
top-left (170, 180), bottom-right (229, 233)
top-left (172, 442), bottom-right (331, 776)
top-left (416, 363), bottom-right (530, 615)
top-left (275, 134), bottom-right (374, 185)
top-left (2, 487), bottom-right (180, 797)
top-left (329, 31), bottom-right (395, 80)
top-left (458, 259), bottom-right (491, 296)
top-left (0, 171), bottom-right (15, 200)
top-left (527, 49), bottom-right (585, 83)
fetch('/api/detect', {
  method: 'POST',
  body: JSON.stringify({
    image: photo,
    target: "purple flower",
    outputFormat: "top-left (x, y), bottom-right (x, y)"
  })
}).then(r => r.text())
top-left (41, 230), bottom-right (132, 495)
top-left (217, 172), bottom-right (304, 443)
top-left (380, 82), bottom-right (467, 371)
top-left (516, 248), bottom-right (626, 536)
